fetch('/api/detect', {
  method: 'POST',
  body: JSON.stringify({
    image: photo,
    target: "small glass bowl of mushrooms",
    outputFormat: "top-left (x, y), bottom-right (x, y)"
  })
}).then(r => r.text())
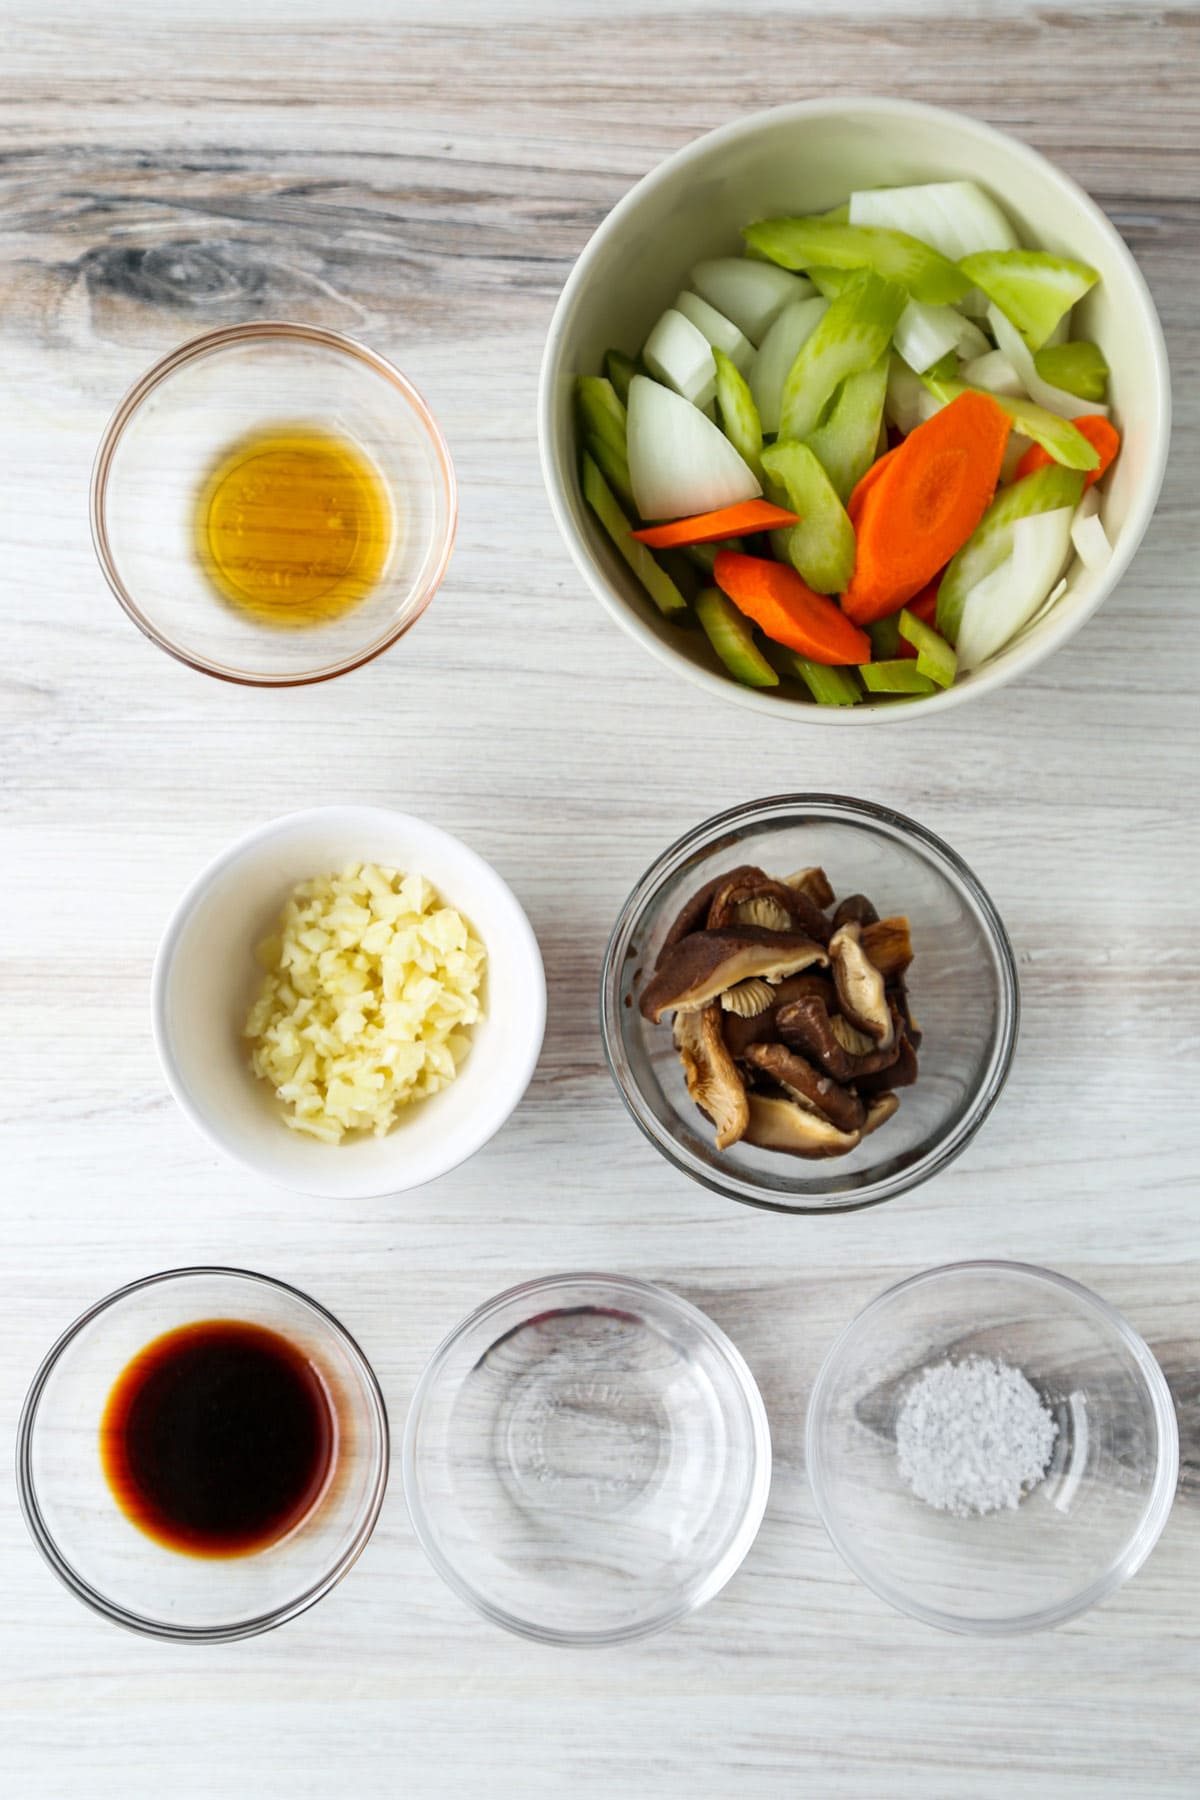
top-left (601, 795), bottom-right (1019, 1215)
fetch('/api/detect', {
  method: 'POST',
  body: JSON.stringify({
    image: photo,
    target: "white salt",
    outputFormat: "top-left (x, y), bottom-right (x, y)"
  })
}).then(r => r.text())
top-left (895, 1355), bottom-right (1058, 1518)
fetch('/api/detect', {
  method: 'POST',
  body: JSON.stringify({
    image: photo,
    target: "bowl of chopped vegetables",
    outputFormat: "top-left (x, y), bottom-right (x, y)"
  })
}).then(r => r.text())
top-left (806, 1261), bottom-right (1178, 1633)
top-left (539, 98), bottom-right (1170, 718)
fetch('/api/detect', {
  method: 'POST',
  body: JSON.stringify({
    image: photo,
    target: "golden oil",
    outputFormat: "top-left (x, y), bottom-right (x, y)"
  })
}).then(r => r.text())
top-left (195, 426), bottom-right (393, 626)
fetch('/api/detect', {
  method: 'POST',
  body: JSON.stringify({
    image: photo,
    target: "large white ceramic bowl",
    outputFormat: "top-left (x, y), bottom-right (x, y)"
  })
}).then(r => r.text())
top-left (152, 807), bottom-right (545, 1198)
top-left (539, 98), bottom-right (1171, 723)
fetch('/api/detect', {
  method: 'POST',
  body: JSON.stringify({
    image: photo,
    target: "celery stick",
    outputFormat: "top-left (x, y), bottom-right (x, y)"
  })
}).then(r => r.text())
top-left (744, 217), bottom-right (970, 305)
top-left (750, 296), bottom-right (829, 435)
top-left (867, 614), bottom-right (903, 659)
top-left (713, 348), bottom-right (764, 482)
top-left (683, 537), bottom-right (743, 575)
top-left (898, 608), bottom-right (957, 688)
top-left (1032, 340), bottom-right (1109, 404)
top-left (581, 454), bottom-right (689, 619)
top-left (848, 182), bottom-right (1019, 262)
top-left (859, 660), bottom-right (937, 695)
top-left (778, 271), bottom-right (906, 442)
top-left (925, 371), bottom-right (1099, 473)
top-left (806, 266), bottom-right (859, 299)
top-left (768, 642), bottom-right (862, 705)
top-left (584, 431), bottom-right (635, 513)
top-left (694, 587), bottom-right (779, 688)
top-left (604, 349), bottom-right (637, 406)
top-left (958, 250), bottom-right (1098, 350)
top-left (575, 376), bottom-right (627, 461)
top-left (761, 441), bottom-right (856, 595)
top-left (937, 462), bottom-right (1086, 643)
top-left (803, 353), bottom-right (889, 502)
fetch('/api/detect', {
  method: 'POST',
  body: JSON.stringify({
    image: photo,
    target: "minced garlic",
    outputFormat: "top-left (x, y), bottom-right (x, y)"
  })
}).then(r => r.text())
top-left (244, 863), bottom-right (486, 1143)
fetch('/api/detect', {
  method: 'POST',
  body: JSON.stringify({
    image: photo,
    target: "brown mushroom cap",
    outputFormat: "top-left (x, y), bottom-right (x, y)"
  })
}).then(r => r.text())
top-left (861, 1091), bottom-right (900, 1136)
top-left (743, 1093), bottom-right (862, 1159)
top-left (857, 1034), bottom-right (919, 1093)
top-left (742, 1041), bottom-right (866, 1133)
top-left (720, 970), bottom-right (835, 1059)
top-left (862, 915), bottom-right (913, 980)
top-left (831, 893), bottom-right (880, 932)
top-left (639, 927), bottom-right (829, 1024)
top-left (776, 992), bottom-right (901, 1081)
top-left (783, 866), bottom-right (835, 910)
top-left (829, 921), bottom-right (895, 1048)
top-left (707, 871), bottom-right (832, 943)
top-left (655, 864), bottom-right (762, 968)
top-left (674, 1004), bottom-right (749, 1150)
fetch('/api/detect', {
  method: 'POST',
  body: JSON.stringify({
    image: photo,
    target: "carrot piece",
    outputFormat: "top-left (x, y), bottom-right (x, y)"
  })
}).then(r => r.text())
top-left (631, 499), bottom-right (799, 548)
top-left (896, 580), bottom-right (940, 657)
top-left (841, 392), bottom-right (1011, 625)
top-left (1014, 415), bottom-right (1120, 491)
top-left (714, 550), bottom-right (872, 666)
top-left (846, 444), bottom-right (901, 528)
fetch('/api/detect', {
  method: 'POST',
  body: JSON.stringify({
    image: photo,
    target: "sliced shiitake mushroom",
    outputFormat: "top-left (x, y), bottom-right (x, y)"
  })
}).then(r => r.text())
top-left (861, 1092), bottom-right (900, 1136)
top-left (783, 866), bottom-right (835, 910)
top-left (720, 978), bottom-right (777, 1018)
top-left (655, 864), bottom-right (761, 969)
top-left (857, 1034), bottom-right (919, 1094)
top-left (861, 915), bottom-right (913, 981)
top-left (741, 1041), bottom-right (865, 1134)
top-left (828, 921), bottom-right (895, 1048)
top-left (831, 893), bottom-right (879, 932)
top-left (720, 970), bottom-right (835, 1059)
top-left (639, 928), bottom-right (829, 1024)
top-left (674, 1004), bottom-right (749, 1150)
top-left (743, 1093), bottom-right (862, 1159)
top-left (776, 993), bottom-right (901, 1082)
top-left (707, 869), bottom-right (832, 943)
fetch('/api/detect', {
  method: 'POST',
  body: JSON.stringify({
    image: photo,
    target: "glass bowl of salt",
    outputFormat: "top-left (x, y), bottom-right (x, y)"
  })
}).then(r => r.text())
top-left (806, 1260), bottom-right (1178, 1634)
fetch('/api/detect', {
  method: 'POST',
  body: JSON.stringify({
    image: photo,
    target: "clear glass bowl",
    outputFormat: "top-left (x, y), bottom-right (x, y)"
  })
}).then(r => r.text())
top-left (806, 1261), bottom-right (1179, 1635)
top-left (601, 794), bottom-right (1019, 1214)
top-left (91, 322), bottom-right (456, 685)
top-left (402, 1273), bottom-right (771, 1644)
top-left (16, 1267), bottom-right (389, 1641)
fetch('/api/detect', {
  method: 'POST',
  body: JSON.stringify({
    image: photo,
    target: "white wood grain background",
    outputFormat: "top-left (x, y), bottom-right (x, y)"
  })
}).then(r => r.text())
top-left (1, 2), bottom-right (1197, 1794)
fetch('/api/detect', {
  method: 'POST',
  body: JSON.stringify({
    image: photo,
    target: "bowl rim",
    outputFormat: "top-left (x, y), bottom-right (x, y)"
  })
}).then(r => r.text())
top-left (90, 319), bottom-right (459, 687)
top-left (538, 95), bottom-right (1172, 725)
top-left (150, 804), bottom-right (547, 1199)
top-left (600, 793), bottom-right (1019, 1214)
top-left (400, 1269), bottom-right (773, 1645)
top-left (15, 1264), bottom-right (391, 1643)
top-left (805, 1258), bottom-right (1181, 1636)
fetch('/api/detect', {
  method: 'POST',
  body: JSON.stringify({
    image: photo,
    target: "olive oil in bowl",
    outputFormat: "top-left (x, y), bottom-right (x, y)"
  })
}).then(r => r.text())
top-left (195, 425), bottom-right (393, 627)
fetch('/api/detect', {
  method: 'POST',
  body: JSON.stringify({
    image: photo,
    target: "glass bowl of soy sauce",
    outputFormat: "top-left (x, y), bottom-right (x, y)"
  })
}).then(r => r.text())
top-left (16, 1267), bottom-right (389, 1640)
top-left (91, 322), bottom-right (457, 685)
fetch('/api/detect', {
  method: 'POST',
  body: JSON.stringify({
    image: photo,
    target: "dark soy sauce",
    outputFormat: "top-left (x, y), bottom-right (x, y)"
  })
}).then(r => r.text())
top-left (101, 1319), bottom-right (336, 1557)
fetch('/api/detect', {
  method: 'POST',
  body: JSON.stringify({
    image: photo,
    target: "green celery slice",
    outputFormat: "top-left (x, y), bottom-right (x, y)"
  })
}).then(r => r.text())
top-left (575, 375), bottom-right (627, 460)
top-left (584, 431), bottom-right (635, 512)
top-left (1032, 340), bottom-right (1109, 403)
top-left (778, 270), bottom-right (907, 442)
top-left (925, 371), bottom-right (1099, 472)
top-left (581, 454), bottom-right (689, 618)
top-left (683, 536), bottom-right (743, 575)
top-left (768, 642), bottom-right (862, 704)
top-left (604, 349), bottom-right (637, 406)
top-left (803, 353), bottom-right (890, 501)
top-left (898, 608), bottom-right (957, 688)
top-left (859, 660), bottom-right (938, 695)
top-left (806, 266), bottom-right (859, 299)
top-left (744, 217), bottom-right (970, 305)
top-left (712, 347), bottom-right (764, 482)
top-left (937, 462), bottom-right (1086, 642)
top-left (958, 250), bottom-right (1098, 350)
top-left (694, 586), bottom-right (779, 687)
top-left (761, 441), bottom-right (856, 594)
top-left (867, 614), bottom-right (903, 659)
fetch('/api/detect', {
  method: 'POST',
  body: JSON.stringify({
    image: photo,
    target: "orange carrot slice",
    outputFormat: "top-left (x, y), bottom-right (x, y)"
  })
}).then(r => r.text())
top-left (846, 444), bottom-right (901, 528)
top-left (631, 499), bottom-right (799, 548)
top-left (1014, 415), bottom-right (1120, 491)
top-left (714, 550), bottom-right (872, 666)
top-left (841, 392), bottom-right (1011, 625)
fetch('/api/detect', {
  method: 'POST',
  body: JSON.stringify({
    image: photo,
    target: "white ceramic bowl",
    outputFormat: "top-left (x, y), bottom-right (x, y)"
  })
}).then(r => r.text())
top-left (539, 98), bottom-right (1171, 723)
top-left (152, 807), bottom-right (545, 1198)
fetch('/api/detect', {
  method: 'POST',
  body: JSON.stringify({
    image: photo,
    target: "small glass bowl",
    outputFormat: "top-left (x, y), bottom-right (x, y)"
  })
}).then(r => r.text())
top-left (91, 322), bottom-right (456, 685)
top-left (807, 1262), bottom-right (1179, 1635)
top-left (602, 794), bottom-right (1018, 1214)
top-left (402, 1273), bottom-right (771, 1644)
top-left (16, 1267), bottom-right (389, 1641)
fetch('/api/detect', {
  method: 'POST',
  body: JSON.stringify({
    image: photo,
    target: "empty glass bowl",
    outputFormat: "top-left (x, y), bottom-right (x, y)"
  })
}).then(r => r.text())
top-left (16, 1267), bottom-right (389, 1640)
top-left (91, 322), bottom-right (456, 684)
top-left (403, 1273), bottom-right (771, 1643)
top-left (602, 794), bottom-right (1019, 1214)
top-left (807, 1261), bottom-right (1178, 1634)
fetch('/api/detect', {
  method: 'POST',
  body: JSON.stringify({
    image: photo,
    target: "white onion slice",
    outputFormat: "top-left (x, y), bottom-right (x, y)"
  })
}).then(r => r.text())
top-left (674, 290), bottom-right (755, 373)
top-left (643, 309), bottom-right (717, 409)
top-left (1071, 506), bottom-right (1113, 571)
top-left (689, 257), bottom-right (814, 345)
top-left (748, 296), bottom-right (828, 434)
top-left (989, 305), bottom-right (1108, 420)
top-left (627, 374), bottom-right (761, 521)
top-left (961, 349), bottom-right (1026, 397)
top-left (957, 506), bottom-right (1075, 671)
top-left (849, 181), bottom-right (1019, 261)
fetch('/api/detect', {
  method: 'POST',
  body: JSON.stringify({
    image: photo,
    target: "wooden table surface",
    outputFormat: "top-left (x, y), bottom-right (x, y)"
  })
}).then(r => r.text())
top-left (2, 2), bottom-right (1197, 1794)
